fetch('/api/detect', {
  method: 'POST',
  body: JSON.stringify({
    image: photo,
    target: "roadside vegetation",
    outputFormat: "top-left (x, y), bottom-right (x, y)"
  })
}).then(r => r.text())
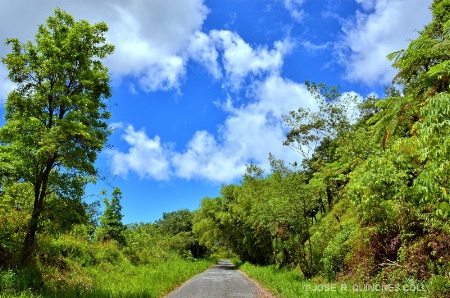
top-left (1, 2), bottom-right (450, 298)
top-left (0, 193), bottom-right (215, 297)
top-left (0, 252), bottom-right (214, 297)
top-left (0, 9), bottom-right (213, 297)
top-left (195, 1), bottom-right (450, 297)
top-left (238, 262), bottom-right (432, 298)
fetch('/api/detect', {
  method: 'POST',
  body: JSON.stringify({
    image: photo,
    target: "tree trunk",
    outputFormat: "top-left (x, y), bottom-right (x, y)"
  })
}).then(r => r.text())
top-left (20, 209), bottom-right (41, 267)
top-left (326, 184), bottom-right (333, 207)
top-left (21, 184), bottom-right (44, 267)
top-left (20, 159), bottom-right (53, 267)
top-left (296, 204), bottom-right (314, 278)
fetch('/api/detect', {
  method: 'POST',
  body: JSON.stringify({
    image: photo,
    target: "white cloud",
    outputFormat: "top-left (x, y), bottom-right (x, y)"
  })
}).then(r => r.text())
top-left (355, 0), bottom-right (376, 11)
top-left (107, 74), bottom-right (318, 183)
top-left (0, 0), bottom-right (294, 94)
top-left (106, 74), bottom-right (369, 184)
top-left (301, 41), bottom-right (332, 52)
top-left (171, 130), bottom-right (246, 183)
top-left (209, 30), bottom-right (293, 89)
top-left (283, 0), bottom-right (306, 22)
top-left (1, 0), bottom-right (381, 185)
top-left (188, 31), bottom-right (222, 80)
top-left (338, 0), bottom-right (432, 85)
top-left (108, 125), bottom-right (171, 181)
top-left (0, 0), bottom-right (208, 92)
top-left (170, 75), bottom-right (317, 182)
top-left (104, 0), bottom-right (209, 91)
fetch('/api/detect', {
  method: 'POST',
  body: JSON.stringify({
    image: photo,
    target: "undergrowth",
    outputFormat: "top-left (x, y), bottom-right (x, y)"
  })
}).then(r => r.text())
top-left (0, 257), bottom-right (215, 298)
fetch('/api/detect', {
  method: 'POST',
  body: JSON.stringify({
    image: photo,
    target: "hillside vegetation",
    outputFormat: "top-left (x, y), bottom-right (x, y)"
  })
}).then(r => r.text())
top-left (193, 1), bottom-right (450, 296)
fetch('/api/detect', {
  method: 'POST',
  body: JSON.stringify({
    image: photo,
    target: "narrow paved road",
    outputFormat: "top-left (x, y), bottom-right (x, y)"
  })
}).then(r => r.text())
top-left (164, 260), bottom-right (273, 298)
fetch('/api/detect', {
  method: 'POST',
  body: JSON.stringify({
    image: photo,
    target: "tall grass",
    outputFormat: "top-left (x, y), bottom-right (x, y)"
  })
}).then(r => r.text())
top-left (238, 262), bottom-right (432, 298)
top-left (0, 257), bottom-right (215, 298)
top-left (81, 258), bottom-right (214, 298)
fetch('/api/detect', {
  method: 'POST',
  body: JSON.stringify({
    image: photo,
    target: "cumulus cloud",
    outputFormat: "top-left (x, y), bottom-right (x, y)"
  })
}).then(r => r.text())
top-left (171, 130), bottom-right (246, 183)
top-left (338, 0), bottom-right (432, 85)
top-left (0, 0), bottom-right (208, 92)
top-left (108, 125), bottom-right (171, 181)
top-left (188, 31), bottom-right (222, 80)
top-left (186, 29), bottom-right (294, 89)
top-left (209, 30), bottom-right (294, 89)
top-left (0, 0), bottom-right (381, 185)
top-left (97, 13), bottom-right (318, 183)
top-left (105, 0), bottom-right (208, 91)
top-left (0, 0), bottom-right (295, 94)
top-left (112, 75), bottom-right (317, 183)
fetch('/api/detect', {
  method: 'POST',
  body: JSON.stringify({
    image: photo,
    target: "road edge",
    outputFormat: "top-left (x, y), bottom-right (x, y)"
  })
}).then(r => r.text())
top-left (238, 269), bottom-right (277, 298)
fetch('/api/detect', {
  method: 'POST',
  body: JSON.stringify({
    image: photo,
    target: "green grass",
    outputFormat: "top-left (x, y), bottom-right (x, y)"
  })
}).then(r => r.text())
top-left (238, 262), bottom-right (433, 298)
top-left (81, 258), bottom-right (215, 298)
top-left (0, 257), bottom-right (216, 298)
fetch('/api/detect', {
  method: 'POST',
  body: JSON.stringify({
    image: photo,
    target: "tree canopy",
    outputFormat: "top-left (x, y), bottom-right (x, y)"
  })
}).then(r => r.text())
top-left (0, 8), bottom-right (114, 265)
top-left (193, 0), bottom-right (450, 284)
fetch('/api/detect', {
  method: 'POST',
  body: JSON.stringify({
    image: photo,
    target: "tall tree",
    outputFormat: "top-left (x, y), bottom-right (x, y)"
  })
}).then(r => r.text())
top-left (157, 209), bottom-right (208, 258)
top-left (0, 8), bottom-right (114, 266)
top-left (96, 188), bottom-right (126, 246)
top-left (370, 0), bottom-right (450, 148)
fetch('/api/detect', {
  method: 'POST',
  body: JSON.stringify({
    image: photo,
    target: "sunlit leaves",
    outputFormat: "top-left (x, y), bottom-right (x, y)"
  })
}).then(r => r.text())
top-left (0, 8), bottom-right (114, 265)
top-left (283, 82), bottom-right (361, 160)
top-left (412, 92), bottom-right (450, 221)
top-left (1, 8), bottom-right (114, 190)
top-left (346, 150), bottom-right (411, 228)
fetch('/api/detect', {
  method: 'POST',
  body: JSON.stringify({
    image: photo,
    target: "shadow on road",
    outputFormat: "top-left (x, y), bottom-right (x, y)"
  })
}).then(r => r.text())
top-left (213, 260), bottom-right (237, 270)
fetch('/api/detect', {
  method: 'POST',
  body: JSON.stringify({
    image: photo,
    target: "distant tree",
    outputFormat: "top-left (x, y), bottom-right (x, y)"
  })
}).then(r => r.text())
top-left (0, 8), bottom-right (114, 266)
top-left (158, 209), bottom-right (209, 258)
top-left (157, 209), bottom-right (193, 236)
top-left (96, 188), bottom-right (126, 246)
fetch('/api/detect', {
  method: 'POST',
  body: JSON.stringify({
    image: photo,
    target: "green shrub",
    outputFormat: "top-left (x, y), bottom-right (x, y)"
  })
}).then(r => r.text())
top-left (38, 234), bottom-right (93, 268)
top-left (0, 268), bottom-right (42, 297)
top-left (92, 241), bottom-right (126, 265)
top-left (321, 224), bottom-right (357, 281)
top-left (0, 270), bottom-right (18, 294)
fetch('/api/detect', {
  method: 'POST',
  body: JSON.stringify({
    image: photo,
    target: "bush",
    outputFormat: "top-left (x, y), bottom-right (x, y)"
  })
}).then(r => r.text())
top-left (402, 232), bottom-right (450, 280)
top-left (321, 224), bottom-right (358, 281)
top-left (306, 199), bottom-right (359, 281)
top-left (92, 241), bottom-right (126, 265)
top-left (0, 268), bottom-right (42, 296)
top-left (38, 234), bottom-right (93, 268)
top-left (0, 270), bottom-right (18, 294)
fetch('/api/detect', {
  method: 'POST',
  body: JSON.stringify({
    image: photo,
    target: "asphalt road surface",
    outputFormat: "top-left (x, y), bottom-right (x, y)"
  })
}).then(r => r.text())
top-left (164, 260), bottom-right (274, 298)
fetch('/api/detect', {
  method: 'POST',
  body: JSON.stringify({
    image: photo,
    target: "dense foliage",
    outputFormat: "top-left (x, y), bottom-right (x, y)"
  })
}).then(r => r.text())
top-left (0, 8), bottom-right (114, 266)
top-left (0, 9), bottom-right (211, 297)
top-left (193, 0), bottom-right (450, 294)
top-left (95, 188), bottom-right (127, 246)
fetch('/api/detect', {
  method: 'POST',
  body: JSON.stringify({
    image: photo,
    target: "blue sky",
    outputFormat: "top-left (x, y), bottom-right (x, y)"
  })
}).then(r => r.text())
top-left (0, 0), bottom-right (432, 223)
